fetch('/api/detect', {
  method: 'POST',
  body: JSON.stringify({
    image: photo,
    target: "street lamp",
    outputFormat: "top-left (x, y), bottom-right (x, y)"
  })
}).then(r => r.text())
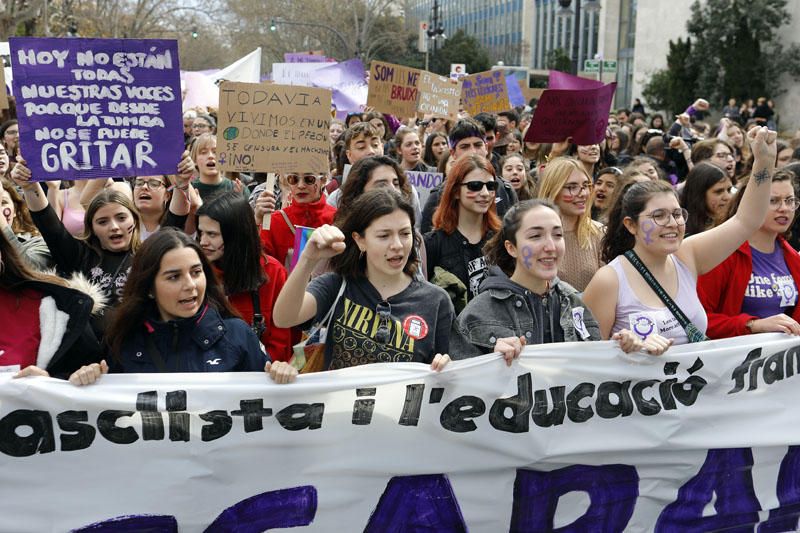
top-left (269, 17), bottom-right (356, 59)
top-left (556, 0), bottom-right (601, 75)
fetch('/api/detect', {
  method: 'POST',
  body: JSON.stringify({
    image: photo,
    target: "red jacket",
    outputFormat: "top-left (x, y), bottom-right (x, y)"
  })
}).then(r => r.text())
top-left (260, 197), bottom-right (337, 268)
top-left (697, 238), bottom-right (800, 338)
top-left (221, 255), bottom-right (294, 362)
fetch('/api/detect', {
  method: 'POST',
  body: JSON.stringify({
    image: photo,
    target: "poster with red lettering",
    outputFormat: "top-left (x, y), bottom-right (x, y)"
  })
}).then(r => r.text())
top-left (366, 61), bottom-right (421, 118)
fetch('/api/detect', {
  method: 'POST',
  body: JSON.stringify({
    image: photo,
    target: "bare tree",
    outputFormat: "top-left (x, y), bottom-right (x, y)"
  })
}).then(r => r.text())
top-left (0, 0), bottom-right (46, 36)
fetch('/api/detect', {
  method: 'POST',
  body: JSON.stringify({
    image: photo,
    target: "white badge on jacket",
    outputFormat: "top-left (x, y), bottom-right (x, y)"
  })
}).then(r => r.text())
top-left (572, 307), bottom-right (591, 340)
top-left (776, 278), bottom-right (798, 308)
top-left (629, 311), bottom-right (660, 340)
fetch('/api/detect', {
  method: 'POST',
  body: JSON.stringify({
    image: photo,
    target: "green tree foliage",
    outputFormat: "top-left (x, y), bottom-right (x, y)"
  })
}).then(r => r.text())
top-left (644, 0), bottom-right (800, 111)
top-left (642, 38), bottom-right (699, 115)
top-left (429, 29), bottom-right (492, 75)
top-left (545, 48), bottom-right (572, 73)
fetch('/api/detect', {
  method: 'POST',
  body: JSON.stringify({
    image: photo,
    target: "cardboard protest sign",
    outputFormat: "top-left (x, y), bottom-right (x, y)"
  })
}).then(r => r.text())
top-left (9, 37), bottom-right (183, 181)
top-left (4, 334), bottom-right (800, 531)
top-left (0, 64), bottom-right (8, 110)
top-left (405, 170), bottom-right (443, 208)
top-left (284, 52), bottom-right (329, 63)
top-left (216, 81), bottom-right (331, 174)
top-left (461, 70), bottom-right (510, 116)
top-left (416, 71), bottom-right (461, 120)
top-left (525, 82), bottom-right (616, 145)
top-left (367, 60), bottom-right (421, 118)
top-left (548, 69), bottom-right (604, 90)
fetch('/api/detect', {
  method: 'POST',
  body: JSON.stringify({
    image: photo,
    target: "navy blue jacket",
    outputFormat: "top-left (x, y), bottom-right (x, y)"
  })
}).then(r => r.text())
top-left (112, 304), bottom-right (269, 373)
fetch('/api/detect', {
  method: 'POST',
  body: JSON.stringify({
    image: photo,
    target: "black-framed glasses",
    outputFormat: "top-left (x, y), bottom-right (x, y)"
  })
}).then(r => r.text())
top-left (769, 196), bottom-right (798, 211)
top-left (713, 151), bottom-right (735, 160)
top-left (286, 174), bottom-right (321, 186)
top-left (562, 182), bottom-right (592, 196)
top-left (461, 180), bottom-right (498, 193)
top-left (642, 208), bottom-right (689, 226)
top-left (374, 301), bottom-right (392, 344)
top-left (133, 178), bottom-right (166, 189)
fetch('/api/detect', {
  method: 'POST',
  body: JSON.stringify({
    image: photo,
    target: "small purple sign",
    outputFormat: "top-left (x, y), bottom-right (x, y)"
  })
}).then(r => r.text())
top-left (548, 70), bottom-right (604, 90)
top-left (525, 83), bottom-right (617, 145)
top-left (10, 37), bottom-right (183, 181)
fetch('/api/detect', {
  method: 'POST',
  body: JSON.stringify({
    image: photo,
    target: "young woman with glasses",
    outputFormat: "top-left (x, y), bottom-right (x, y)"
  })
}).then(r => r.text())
top-left (260, 171), bottom-right (336, 269)
top-left (132, 173), bottom-right (192, 240)
top-left (583, 127), bottom-right (778, 348)
top-left (535, 157), bottom-right (604, 292)
top-left (424, 154), bottom-right (501, 309)
top-left (698, 170), bottom-right (800, 338)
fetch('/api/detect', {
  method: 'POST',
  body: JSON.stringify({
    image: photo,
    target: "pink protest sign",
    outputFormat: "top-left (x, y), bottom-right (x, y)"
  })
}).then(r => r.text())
top-left (547, 70), bottom-right (604, 90)
top-left (525, 83), bottom-right (616, 145)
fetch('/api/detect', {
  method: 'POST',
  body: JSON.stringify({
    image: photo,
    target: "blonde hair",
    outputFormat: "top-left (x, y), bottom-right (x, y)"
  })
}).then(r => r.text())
top-left (536, 156), bottom-right (601, 249)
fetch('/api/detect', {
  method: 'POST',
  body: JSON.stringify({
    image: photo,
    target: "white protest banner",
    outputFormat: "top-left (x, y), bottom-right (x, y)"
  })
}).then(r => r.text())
top-left (272, 62), bottom-right (329, 86)
top-left (216, 81), bottom-right (331, 174)
top-left (3, 334), bottom-right (800, 531)
top-left (405, 169), bottom-right (444, 208)
top-left (9, 37), bottom-right (183, 181)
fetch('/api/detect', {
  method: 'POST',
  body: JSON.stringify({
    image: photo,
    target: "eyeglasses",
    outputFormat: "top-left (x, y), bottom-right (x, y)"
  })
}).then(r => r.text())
top-left (133, 178), bottom-right (166, 189)
top-left (562, 182), bottom-right (593, 196)
top-left (192, 123), bottom-right (210, 130)
top-left (460, 180), bottom-right (498, 193)
top-left (713, 152), bottom-right (735, 160)
top-left (641, 208), bottom-right (689, 227)
top-left (286, 174), bottom-right (321, 186)
top-left (769, 196), bottom-right (798, 210)
top-left (374, 301), bottom-right (392, 344)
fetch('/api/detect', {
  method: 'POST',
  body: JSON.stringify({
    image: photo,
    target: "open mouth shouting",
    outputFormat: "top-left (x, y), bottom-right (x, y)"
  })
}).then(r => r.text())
top-left (386, 253), bottom-right (406, 269)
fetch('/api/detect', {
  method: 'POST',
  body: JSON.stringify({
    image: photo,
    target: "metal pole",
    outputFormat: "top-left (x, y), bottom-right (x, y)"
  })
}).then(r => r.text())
top-left (571, 0), bottom-right (581, 75)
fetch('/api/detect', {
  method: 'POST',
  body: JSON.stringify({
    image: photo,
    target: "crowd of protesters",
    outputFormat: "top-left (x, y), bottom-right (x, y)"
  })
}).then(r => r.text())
top-left (2, 81), bottom-right (800, 387)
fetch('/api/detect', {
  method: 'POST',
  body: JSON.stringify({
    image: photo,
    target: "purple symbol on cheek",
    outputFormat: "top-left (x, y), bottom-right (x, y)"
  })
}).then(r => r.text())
top-left (641, 220), bottom-right (656, 245)
top-left (521, 246), bottom-right (535, 269)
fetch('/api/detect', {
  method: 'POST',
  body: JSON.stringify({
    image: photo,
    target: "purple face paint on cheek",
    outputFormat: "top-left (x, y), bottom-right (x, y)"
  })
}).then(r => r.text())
top-left (641, 220), bottom-right (656, 245)
top-left (521, 245), bottom-right (535, 269)
top-left (2, 208), bottom-right (10, 220)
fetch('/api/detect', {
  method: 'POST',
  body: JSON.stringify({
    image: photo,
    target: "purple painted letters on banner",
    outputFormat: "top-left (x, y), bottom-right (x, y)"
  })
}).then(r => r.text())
top-left (10, 37), bottom-right (183, 181)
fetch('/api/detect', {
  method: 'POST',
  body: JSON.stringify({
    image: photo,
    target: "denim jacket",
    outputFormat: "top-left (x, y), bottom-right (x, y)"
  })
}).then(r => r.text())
top-left (451, 268), bottom-right (601, 358)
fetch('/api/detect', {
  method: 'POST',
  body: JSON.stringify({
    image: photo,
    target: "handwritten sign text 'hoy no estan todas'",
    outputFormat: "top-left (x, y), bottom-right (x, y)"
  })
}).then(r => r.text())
top-left (10, 37), bottom-right (183, 181)
top-left (367, 60), bottom-right (421, 118)
top-left (216, 82), bottom-right (331, 175)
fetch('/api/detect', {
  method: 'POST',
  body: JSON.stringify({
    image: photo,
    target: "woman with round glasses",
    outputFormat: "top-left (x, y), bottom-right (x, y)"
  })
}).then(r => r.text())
top-left (535, 157), bottom-right (604, 292)
top-left (583, 127), bottom-right (778, 348)
top-left (260, 171), bottom-right (336, 269)
top-left (424, 154), bottom-right (501, 310)
top-left (132, 174), bottom-right (192, 240)
top-left (698, 169), bottom-right (800, 338)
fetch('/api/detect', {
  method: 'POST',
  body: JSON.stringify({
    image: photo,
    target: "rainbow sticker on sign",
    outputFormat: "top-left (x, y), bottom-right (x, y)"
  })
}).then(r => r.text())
top-left (290, 226), bottom-right (315, 271)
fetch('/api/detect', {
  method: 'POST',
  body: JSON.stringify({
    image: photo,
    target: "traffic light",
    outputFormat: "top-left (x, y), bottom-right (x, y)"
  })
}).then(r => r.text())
top-left (269, 18), bottom-right (277, 32)
top-left (191, 28), bottom-right (198, 39)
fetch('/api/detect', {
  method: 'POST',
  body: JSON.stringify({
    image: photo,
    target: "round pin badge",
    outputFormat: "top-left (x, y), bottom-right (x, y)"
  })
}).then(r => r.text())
top-left (403, 315), bottom-right (429, 340)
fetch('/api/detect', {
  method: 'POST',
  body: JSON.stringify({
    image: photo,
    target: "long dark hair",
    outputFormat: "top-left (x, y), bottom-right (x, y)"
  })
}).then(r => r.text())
top-left (196, 193), bottom-right (266, 293)
top-left (335, 156), bottom-right (412, 224)
top-left (0, 229), bottom-right (65, 289)
top-left (331, 189), bottom-right (419, 279)
top-left (105, 228), bottom-right (239, 358)
top-left (602, 180), bottom-right (677, 263)
top-left (679, 162), bottom-right (728, 235)
top-left (484, 199), bottom-right (559, 276)
top-left (423, 131), bottom-right (448, 167)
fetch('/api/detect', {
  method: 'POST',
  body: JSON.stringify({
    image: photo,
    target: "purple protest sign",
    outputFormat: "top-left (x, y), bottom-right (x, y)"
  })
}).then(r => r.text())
top-left (311, 59), bottom-right (367, 118)
top-left (525, 83), bottom-right (617, 145)
top-left (10, 37), bottom-right (183, 181)
top-left (505, 72), bottom-right (526, 107)
top-left (548, 70), bottom-right (604, 90)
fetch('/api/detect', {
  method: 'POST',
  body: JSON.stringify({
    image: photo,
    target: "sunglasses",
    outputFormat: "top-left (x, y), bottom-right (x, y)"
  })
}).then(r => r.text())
top-left (286, 174), bottom-right (321, 186)
top-left (374, 301), bottom-right (392, 344)
top-left (461, 180), bottom-right (498, 193)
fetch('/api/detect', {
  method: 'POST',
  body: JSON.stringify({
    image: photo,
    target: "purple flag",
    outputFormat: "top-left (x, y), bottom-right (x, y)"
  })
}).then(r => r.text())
top-left (525, 83), bottom-right (617, 145)
top-left (310, 59), bottom-right (367, 118)
top-left (505, 73), bottom-right (526, 107)
top-left (10, 37), bottom-right (183, 181)
top-left (548, 70), bottom-right (604, 90)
